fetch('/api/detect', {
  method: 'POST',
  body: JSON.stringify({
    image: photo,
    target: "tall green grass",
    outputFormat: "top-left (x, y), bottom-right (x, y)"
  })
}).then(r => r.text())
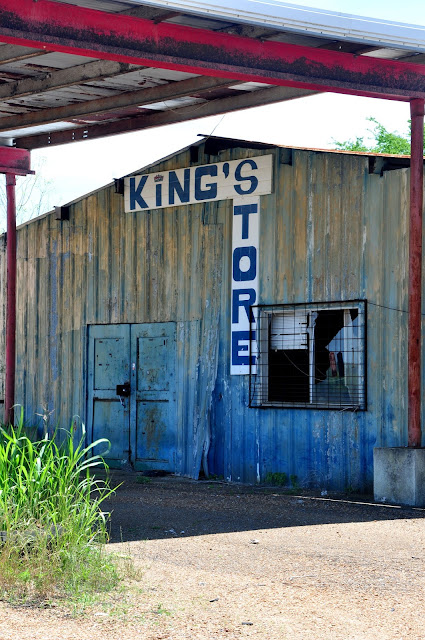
top-left (0, 410), bottom-right (119, 603)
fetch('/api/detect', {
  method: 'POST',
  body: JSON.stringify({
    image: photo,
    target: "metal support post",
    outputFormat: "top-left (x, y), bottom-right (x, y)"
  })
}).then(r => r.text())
top-left (408, 98), bottom-right (425, 447)
top-left (0, 146), bottom-right (33, 424)
top-left (4, 173), bottom-right (16, 424)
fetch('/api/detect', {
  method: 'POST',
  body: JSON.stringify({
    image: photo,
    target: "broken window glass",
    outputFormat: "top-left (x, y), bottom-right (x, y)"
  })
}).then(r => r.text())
top-left (250, 301), bottom-right (366, 410)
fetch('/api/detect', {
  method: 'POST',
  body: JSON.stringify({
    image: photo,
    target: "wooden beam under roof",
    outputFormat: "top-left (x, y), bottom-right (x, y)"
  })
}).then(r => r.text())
top-left (0, 60), bottom-right (142, 101)
top-left (15, 85), bottom-right (317, 149)
top-left (0, 0), bottom-right (424, 100)
top-left (0, 75), bottom-right (235, 132)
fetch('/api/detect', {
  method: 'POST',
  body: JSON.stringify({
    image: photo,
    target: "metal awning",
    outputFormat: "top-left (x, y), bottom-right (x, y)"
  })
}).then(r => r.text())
top-left (0, 0), bottom-right (423, 150)
top-left (123, 0), bottom-right (425, 52)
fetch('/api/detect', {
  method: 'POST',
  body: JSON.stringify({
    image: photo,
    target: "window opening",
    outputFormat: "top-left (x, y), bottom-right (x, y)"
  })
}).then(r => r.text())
top-left (250, 301), bottom-right (366, 410)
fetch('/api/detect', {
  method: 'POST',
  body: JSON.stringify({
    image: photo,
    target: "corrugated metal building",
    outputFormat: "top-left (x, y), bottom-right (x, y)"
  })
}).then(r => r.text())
top-left (0, 136), bottom-right (417, 491)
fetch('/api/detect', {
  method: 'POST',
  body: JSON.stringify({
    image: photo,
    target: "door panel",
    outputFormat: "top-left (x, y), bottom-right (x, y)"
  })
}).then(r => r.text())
top-left (87, 325), bottom-right (130, 467)
top-left (88, 322), bottom-right (177, 472)
top-left (137, 336), bottom-right (170, 393)
top-left (131, 323), bottom-right (177, 470)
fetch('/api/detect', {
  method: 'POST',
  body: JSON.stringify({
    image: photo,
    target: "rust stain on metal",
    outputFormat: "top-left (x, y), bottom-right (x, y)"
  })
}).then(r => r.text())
top-left (0, 0), bottom-right (425, 99)
top-left (143, 405), bottom-right (165, 456)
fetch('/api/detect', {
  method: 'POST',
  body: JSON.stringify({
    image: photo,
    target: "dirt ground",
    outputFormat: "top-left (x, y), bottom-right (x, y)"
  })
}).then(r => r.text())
top-left (1, 472), bottom-right (425, 640)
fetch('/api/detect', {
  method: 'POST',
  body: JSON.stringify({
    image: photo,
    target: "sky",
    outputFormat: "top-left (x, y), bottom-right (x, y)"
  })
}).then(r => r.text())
top-left (7, 0), bottom-right (425, 220)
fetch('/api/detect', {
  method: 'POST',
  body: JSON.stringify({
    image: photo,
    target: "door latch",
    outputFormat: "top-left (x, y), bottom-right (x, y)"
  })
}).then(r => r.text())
top-left (116, 382), bottom-right (130, 397)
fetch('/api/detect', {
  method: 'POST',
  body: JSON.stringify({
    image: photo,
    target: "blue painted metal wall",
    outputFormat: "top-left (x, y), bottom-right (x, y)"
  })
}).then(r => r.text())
top-left (208, 145), bottom-right (410, 491)
top-left (0, 140), bottom-right (415, 490)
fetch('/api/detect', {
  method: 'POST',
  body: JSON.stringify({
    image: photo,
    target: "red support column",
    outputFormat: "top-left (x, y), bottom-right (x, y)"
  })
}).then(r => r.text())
top-left (0, 147), bottom-right (33, 424)
top-left (4, 173), bottom-right (16, 424)
top-left (408, 98), bottom-right (425, 448)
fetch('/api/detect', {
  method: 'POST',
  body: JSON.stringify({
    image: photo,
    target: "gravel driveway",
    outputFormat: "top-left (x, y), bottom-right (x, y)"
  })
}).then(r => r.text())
top-left (1, 473), bottom-right (424, 640)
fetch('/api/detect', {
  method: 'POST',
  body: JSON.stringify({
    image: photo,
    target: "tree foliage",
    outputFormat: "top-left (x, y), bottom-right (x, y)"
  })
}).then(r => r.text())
top-left (332, 117), bottom-right (424, 155)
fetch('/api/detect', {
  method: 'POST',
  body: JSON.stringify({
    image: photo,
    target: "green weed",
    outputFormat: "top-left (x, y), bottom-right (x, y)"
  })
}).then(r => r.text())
top-left (0, 409), bottom-right (119, 604)
top-left (289, 474), bottom-right (300, 490)
top-left (264, 472), bottom-right (288, 486)
top-left (154, 603), bottom-right (171, 616)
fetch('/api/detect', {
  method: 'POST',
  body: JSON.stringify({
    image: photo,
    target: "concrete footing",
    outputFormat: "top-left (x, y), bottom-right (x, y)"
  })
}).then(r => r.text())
top-left (373, 447), bottom-right (425, 506)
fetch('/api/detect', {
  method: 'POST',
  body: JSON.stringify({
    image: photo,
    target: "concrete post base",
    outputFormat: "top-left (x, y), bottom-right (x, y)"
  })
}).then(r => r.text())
top-left (373, 447), bottom-right (425, 506)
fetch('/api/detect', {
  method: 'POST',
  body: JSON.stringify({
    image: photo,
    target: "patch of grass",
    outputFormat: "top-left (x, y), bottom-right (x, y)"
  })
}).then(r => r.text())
top-left (136, 475), bottom-right (152, 484)
top-left (264, 472), bottom-right (288, 486)
top-left (154, 602), bottom-right (171, 616)
top-left (0, 410), bottom-right (120, 604)
top-left (289, 474), bottom-right (300, 490)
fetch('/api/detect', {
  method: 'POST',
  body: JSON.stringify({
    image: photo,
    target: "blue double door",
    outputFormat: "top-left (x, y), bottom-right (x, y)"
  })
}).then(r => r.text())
top-left (87, 323), bottom-right (177, 470)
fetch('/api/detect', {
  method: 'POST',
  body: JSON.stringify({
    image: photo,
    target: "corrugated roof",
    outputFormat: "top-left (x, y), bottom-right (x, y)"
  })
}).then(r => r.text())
top-left (125, 0), bottom-right (425, 51)
top-left (0, 1), bottom-right (423, 150)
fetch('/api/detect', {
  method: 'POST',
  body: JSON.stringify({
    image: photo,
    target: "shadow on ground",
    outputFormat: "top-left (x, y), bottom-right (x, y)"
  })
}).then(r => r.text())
top-left (101, 471), bottom-right (425, 544)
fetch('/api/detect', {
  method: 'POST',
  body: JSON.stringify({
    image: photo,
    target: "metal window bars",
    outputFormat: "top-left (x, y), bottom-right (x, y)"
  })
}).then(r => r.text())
top-left (249, 300), bottom-right (367, 410)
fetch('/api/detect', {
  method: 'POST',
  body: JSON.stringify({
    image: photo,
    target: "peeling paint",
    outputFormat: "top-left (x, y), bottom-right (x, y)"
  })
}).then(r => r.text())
top-left (0, 141), bottom-right (418, 489)
top-left (0, 0), bottom-right (424, 100)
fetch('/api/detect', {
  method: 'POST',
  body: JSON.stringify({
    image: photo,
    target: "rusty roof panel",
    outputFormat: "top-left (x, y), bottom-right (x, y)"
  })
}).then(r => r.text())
top-left (136, 68), bottom-right (200, 81)
top-left (167, 14), bottom-right (234, 30)
top-left (142, 96), bottom-right (206, 109)
top-left (0, 56), bottom-right (100, 76)
top-left (229, 81), bottom-right (275, 91)
top-left (0, 1), bottom-right (423, 149)
top-left (88, 70), bottom-right (169, 90)
top-left (361, 48), bottom-right (413, 60)
top-left (53, 0), bottom-right (131, 10)
top-left (17, 52), bottom-right (100, 69)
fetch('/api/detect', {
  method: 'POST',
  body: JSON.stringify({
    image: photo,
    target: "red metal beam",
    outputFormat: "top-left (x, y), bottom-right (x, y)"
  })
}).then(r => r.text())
top-left (0, 146), bottom-right (32, 175)
top-left (0, 0), bottom-right (424, 101)
top-left (408, 99), bottom-right (424, 448)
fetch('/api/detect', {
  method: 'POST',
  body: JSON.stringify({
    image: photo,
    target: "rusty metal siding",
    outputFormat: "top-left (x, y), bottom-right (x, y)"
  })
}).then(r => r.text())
top-left (1, 145), bottom-right (223, 479)
top-left (0, 141), bottom-right (417, 488)
top-left (209, 146), bottom-right (411, 490)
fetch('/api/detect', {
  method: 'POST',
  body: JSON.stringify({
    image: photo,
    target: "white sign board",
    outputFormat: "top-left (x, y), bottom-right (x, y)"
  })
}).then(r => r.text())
top-left (231, 196), bottom-right (260, 375)
top-left (124, 155), bottom-right (272, 212)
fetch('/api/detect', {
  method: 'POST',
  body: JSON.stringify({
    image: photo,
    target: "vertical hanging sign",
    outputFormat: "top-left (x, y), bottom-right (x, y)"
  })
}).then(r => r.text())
top-left (124, 151), bottom-right (272, 375)
top-left (231, 196), bottom-right (260, 375)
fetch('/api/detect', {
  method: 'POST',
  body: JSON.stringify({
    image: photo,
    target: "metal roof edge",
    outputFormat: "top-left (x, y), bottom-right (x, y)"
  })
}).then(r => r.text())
top-left (196, 134), bottom-right (416, 160)
top-left (127, 0), bottom-right (425, 52)
top-left (4, 135), bottom-right (416, 235)
top-left (10, 137), bottom-right (203, 232)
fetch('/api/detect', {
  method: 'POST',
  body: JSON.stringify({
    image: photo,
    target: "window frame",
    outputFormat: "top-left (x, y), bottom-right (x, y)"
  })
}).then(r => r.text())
top-left (249, 300), bottom-right (367, 411)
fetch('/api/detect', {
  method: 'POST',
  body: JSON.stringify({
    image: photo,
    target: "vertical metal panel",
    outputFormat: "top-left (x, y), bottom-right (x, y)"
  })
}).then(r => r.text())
top-left (0, 141), bottom-right (418, 489)
top-left (132, 321), bottom-right (177, 469)
top-left (0, 145), bottom-right (224, 480)
top-left (87, 323), bottom-right (130, 463)
top-left (210, 146), bottom-right (413, 491)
